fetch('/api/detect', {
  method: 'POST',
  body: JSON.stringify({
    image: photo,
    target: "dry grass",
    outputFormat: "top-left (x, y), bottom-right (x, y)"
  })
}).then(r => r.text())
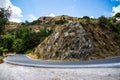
top-left (0, 58), bottom-right (4, 64)
top-left (27, 53), bottom-right (38, 59)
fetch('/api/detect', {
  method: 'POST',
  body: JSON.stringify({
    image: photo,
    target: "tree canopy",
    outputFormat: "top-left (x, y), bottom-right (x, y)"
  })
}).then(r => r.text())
top-left (0, 7), bottom-right (11, 35)
top-left (115, 13), bottom-right (120, 18)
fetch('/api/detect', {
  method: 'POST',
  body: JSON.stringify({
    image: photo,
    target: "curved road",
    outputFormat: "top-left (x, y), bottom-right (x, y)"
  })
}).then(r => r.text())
top-left (4, 54), bottom-right (120, 68)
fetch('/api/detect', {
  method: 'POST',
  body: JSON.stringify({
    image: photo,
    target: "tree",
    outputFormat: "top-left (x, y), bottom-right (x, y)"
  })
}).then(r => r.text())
top-left (55, 20), bottom-right (68, 25)
top-left (82, 16), bottom-right (90, 22)
top-left (82, 16), bottom-right (90, 20)
top-left (0, 47), bottom-right (4, 56)
top-left (0, 34), bottom-right (13, 56)
top-left (98, 16), bottom-right (109, 26)
top-left (2, 34), bottom-right (13, 50)
top-left (13, 28), bottom-right (32, 53)
top-left (14, 27), bottom-right (31, 39)
top-left (12, 27), bottom-right (53, 53)
top-left (0, 7), bottom-right (11, 35)
top-left (108, 17), bottom-right (117, 23)
top-left (30, 20), bottom-right (42, 25)
top-left (115, 13), bottom-right (120, 18)
top-left (12, 39), bottom-right (23, 53)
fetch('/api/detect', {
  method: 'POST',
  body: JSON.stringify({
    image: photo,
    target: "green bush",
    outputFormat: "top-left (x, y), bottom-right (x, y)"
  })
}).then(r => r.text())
top-left (0, 7), bottom-right (11, 35)
top-left (0, 47), bottom-right (4, 56)
top-left (111, 23), bottom-right (120, 40)
top-left (12, 27), bottom-right (52, 53)
top-left (55, 20), bottom-right (68, 25)
top-left (82, 16), bottom-right (90, 20)
top-left (25, 49), bottom-right (32, 54)
top-left (108, 17), bottom-right (117, 23)
top-left (12, 39), bottom-right (23, 53)
top-left (115, 13), bottom-right (120, 18)
top-left (2, 34), bottom-right (13, 50)
top-left (30, 20), bottom-right (42, 25)
top-left (0, 47), bottom-right (8, 56)
top-left (115, 24), bottom-right (120, 34)
top-left (13, 28), bottom-right (33, 53)
top-left (98, 16), bottom-right (109, 26)
top-left (39, 28), bottom-right (52, 37)
top-left (14, 27), bottom-right (31, 39)
top-left (114, 34), bottom-right (120, 40)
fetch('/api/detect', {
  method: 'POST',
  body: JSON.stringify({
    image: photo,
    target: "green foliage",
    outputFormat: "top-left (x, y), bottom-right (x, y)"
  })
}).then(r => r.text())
top-left (2, 34), bottom-right (13, 50)
top-left (98, 16), bottom-right (109, 26)
top-left (115, 13), bottom-right (120, 18)
top-left (82, 16), bottom-right (90, 20)
top-left (14, 27), bottom-right (31, 39)
top-left (25, 20), bottom-right (29, 24)
top-left (0, 34), bottom-right (13, 55)
top-left (115, 24), bottom-right (120, 34)
top-left (21, 20), bottom-right (42, 26)
top-left (114, 34), bottom-right (120, 40)
top-left (0, 47), bottom-right (4, 56)
top-left (21, 20), bottom-right (29, 27)
top-left (109, 22), bottom-right (120, 40)
top-left (39, 28), bottom-right (53, 42)
top-left (0, 47), bottom-right (8, 56)
top-left (108, 17), bottom-right (117, 23)
top-left (82, 16), bottom-right (91, 23)
top-left (113, 24), bottom-right (120, 40)
top-left (2, 48), bottom-right (8, 55)
top-left (108, 23), bottom-right (116, 30)
top-left (12, 39), bottom-right (23, 53)
top-left (55, 20), bottom-right (68, 25)
top-left (13, 28), bottom-right (33, 53)
top-left (39, 28), bottom-right (52, 37)
top-left (30, 20), bottom-right (42, 25)
top-left (25, 49), bottom-right (32, 54)
top-left (12, 27), bottom-right (52, 53)
top-left (0, 7), bottom-right (11, 35)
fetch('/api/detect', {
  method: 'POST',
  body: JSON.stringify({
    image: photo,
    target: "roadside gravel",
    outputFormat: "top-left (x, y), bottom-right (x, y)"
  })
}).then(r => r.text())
top-left (0, 63), bottom-right (120, 80)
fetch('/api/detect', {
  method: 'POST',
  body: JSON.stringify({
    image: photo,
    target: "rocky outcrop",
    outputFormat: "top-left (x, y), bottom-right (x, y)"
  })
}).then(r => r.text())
top-left (31, 22), bottom-right (94, 61)
top-left (30, 22), bottom-right (120, 61)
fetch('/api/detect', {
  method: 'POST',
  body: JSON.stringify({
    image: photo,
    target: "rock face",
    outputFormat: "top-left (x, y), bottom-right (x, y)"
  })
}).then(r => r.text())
top-left (31, 22), bottom-right (120, 61)
top-left (32, 22), bottom-right (94, 61)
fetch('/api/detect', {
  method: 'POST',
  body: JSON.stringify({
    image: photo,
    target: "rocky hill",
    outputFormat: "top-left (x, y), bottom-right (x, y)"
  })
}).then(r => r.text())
top-left (29, 20), bottom-right (120, 61)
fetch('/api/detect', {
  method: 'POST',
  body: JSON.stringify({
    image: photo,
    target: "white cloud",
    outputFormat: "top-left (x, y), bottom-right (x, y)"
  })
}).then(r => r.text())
top-left (112, 5), bottom-right (120, 15)
top-left (0, 0), bottom-right (23, 23)
top-left (90, 16), bottom-right (94, 18)
top-left (10, 18), bottom-right (22, 23)
top-left (28, 14), bottom-right (37, 20)
top-left (49, 13), bottom-right (55, 17)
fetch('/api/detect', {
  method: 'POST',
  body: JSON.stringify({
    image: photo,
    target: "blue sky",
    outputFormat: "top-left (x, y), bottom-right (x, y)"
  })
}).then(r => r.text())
top-left (1, 0), bottom-right (120, 22)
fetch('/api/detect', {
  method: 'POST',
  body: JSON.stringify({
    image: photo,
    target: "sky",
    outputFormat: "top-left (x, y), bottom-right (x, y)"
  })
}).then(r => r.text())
top-left (0, 0), bottom-right (120, 22)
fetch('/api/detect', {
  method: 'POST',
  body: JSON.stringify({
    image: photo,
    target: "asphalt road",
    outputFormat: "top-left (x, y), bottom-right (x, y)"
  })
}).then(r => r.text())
top-left (4, 54), bottom-right (120, 68)
top-left (1, 63), bottom-right (120, 80)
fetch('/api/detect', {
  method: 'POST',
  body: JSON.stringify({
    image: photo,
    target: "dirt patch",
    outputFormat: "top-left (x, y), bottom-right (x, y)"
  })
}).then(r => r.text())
top-left (0, 58), bottom-right (4, 64)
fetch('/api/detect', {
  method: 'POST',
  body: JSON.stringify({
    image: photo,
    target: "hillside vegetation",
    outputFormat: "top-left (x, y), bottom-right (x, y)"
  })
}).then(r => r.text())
top-left (29, 15), bottom-right (120, 61)
top-left (0, 8), bottom-right (120, 61)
